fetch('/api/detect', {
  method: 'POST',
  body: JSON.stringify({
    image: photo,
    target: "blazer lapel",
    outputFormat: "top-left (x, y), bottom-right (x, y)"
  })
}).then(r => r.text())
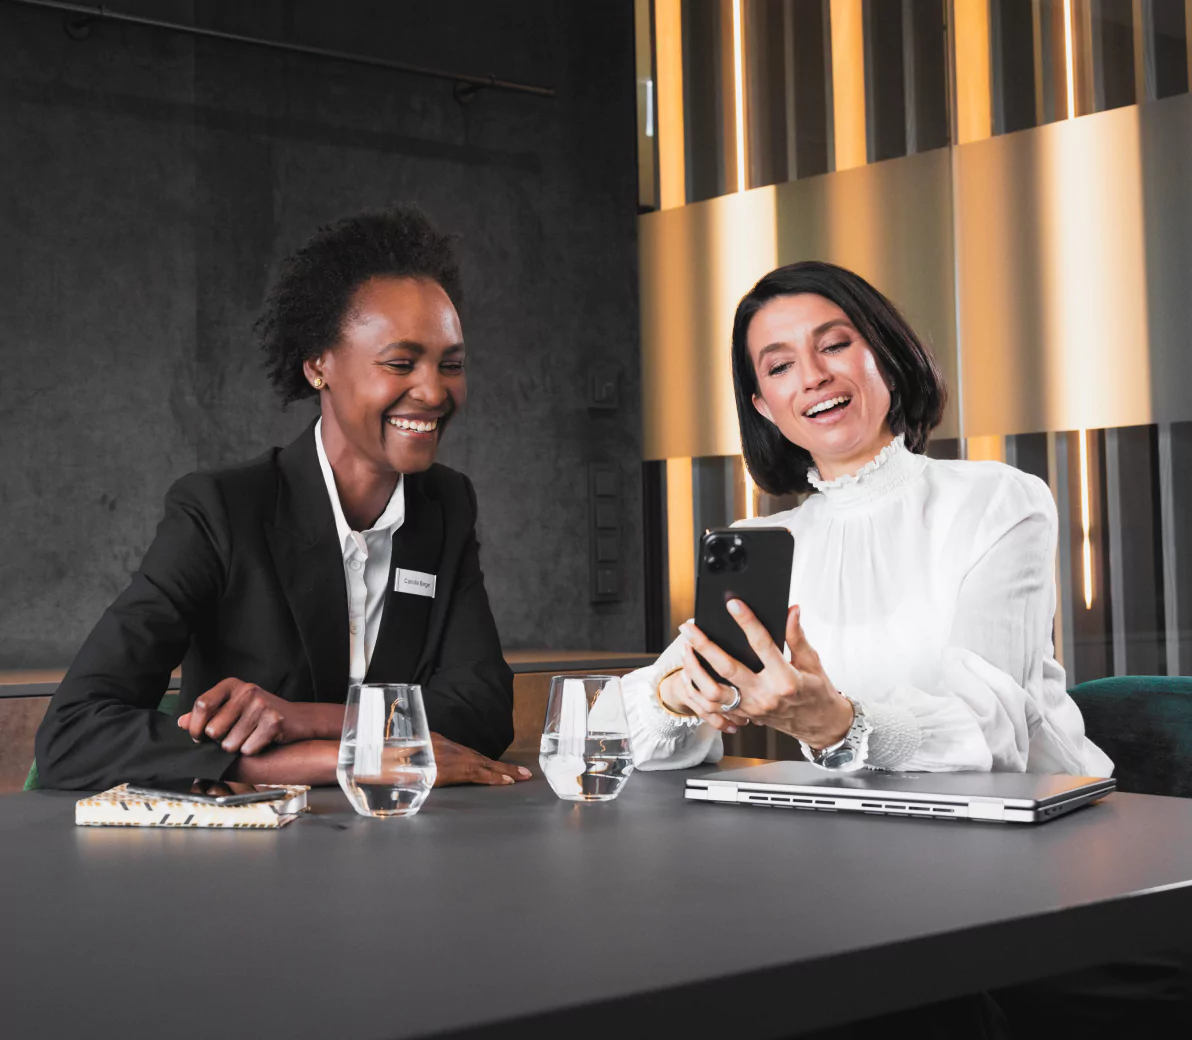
top-left (264, 424), bottom-right (350, 702)
top-left (367, 472), bottom-right (443, 684)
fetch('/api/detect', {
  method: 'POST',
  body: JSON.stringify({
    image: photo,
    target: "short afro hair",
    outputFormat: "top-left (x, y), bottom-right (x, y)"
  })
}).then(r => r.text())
top-left (257, 205), bottom-right (463, 406)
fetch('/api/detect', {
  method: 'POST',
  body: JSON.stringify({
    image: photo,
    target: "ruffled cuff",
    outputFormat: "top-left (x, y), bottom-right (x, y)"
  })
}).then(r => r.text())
top-left (864, 702), bottom-right (922, 769)
top-left (628, 665), bottom-right (704, 738)
top-left (799, 700), bottom-right (921, 771)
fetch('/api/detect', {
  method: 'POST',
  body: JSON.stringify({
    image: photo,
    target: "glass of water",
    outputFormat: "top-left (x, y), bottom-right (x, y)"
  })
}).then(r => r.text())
top-left (539, 675), bottom-right (635, 802)
top-left (337, 683), bottom-right (437, 818)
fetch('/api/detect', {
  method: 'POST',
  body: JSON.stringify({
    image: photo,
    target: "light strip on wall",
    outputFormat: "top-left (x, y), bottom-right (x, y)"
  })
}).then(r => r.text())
top-left (1079, 429), bottom-right (1093, 609)
top-left (653, 0), bottom-right (686, 209)
top-left (732, 0), bottom-right (756, 519)
top-left (1064, 0), bottom-right (1076, 120)
top-left (1068, 3), bottom-right (1088, 609)
top-left (732, 0), bottom-right (746, 193)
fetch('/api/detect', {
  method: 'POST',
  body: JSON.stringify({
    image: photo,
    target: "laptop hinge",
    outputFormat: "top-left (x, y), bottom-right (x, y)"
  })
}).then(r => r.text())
top-left (967, 798), bottom-right (1007, 821)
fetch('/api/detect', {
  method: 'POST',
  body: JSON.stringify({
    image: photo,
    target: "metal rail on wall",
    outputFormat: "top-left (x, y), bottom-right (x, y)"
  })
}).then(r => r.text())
top-left (5, 0), bottom-right (556, 102)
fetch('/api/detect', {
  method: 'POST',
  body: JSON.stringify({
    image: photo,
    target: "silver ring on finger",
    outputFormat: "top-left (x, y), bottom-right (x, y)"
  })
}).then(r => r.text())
top-left (720, 685), bottom-right (742, 713)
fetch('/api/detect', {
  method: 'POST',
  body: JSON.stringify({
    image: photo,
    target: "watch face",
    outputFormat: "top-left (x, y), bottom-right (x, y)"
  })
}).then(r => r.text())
top-left (820, 746), bottom-right (857, 769)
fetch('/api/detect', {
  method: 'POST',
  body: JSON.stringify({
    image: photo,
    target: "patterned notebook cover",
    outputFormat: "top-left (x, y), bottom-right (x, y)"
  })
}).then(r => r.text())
top-left (75, 783), bottom-right (310, 829)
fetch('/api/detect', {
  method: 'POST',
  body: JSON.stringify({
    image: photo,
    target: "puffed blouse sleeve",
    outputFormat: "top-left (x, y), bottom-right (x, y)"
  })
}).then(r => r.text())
top-left (622, 634), bottom-right (724, 771)
top-left (843, 473), bottom-right (1113, 776)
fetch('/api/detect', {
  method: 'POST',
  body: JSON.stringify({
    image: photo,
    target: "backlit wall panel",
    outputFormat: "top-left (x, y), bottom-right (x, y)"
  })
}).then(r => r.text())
top-left (640, 145), bottom-right (956, 460)
top-left (640, 91), bottom-right (1192, 457)
top-left (957, 89), bottom-right (1192, 436)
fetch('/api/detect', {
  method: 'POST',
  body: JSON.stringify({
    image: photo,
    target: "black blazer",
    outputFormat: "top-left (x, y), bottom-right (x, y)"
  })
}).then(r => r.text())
top-left (36, 424), bottom-right (515, 789)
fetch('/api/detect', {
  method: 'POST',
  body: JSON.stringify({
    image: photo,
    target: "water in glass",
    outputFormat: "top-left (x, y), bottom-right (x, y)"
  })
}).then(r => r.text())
top-left (539, 675), bottom-right (635, 802)
top-left (337, 684), bottom-right (436, 818)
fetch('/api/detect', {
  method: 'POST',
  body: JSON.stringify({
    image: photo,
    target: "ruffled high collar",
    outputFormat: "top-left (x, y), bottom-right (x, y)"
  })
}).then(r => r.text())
top-left (806, 435), bottom-right (927, 508)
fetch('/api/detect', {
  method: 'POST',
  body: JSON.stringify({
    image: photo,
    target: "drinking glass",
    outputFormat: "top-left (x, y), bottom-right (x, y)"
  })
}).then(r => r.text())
top-left (539, 675), bottom-right (635, 802)
top-left (337, 683), bottom-right (437, 818)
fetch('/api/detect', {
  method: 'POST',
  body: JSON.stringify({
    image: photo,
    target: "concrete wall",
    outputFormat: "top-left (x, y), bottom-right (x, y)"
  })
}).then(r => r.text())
top-left (0, 0), bottom-right (644, 667)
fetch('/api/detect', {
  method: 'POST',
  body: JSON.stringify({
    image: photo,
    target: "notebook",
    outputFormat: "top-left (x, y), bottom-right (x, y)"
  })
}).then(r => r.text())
top-left (75, 783), bottom-right (309, 829)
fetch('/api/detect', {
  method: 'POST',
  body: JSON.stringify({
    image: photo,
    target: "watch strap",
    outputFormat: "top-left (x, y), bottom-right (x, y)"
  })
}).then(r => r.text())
top-left (809, 697), bottom-right (872, 771)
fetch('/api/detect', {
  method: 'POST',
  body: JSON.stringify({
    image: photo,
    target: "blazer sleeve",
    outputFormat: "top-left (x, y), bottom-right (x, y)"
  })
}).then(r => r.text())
top-left (421, 476), bottom-right (515, 760)
top-left (35, 473), bottom-right (239, 789)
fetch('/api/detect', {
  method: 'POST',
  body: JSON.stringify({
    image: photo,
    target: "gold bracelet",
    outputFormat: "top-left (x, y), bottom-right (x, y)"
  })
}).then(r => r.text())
top-left (656, 666), bottom-right (698, 718)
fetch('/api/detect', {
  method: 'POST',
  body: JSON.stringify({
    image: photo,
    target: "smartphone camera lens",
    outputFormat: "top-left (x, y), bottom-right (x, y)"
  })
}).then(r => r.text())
top-left (704, 533), bottom-right (747, 573)
top-left (704, 534), bottom-right (730, 573)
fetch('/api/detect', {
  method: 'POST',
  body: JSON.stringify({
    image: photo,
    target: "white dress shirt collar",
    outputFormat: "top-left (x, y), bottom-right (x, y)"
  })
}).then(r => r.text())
top-left (314, 418), bottom-right (405, 548)
top-left (314, 419), bottom-right (406, 682)
top-left (805, 434), bottom-right (927, 509)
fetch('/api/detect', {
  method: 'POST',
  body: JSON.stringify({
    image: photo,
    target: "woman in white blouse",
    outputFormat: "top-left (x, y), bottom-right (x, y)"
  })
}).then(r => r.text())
top-left (625, 261), bottom-right (1111, 779)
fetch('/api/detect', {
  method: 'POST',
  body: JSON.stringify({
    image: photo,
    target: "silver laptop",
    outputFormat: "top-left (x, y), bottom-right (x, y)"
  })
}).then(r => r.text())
top-left (685, 761), bottom-right (1116, 824)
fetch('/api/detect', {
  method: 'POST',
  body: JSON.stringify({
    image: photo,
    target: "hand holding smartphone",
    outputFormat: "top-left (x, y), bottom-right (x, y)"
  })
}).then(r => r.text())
top-left (693, 527), bottom-right (794, 682)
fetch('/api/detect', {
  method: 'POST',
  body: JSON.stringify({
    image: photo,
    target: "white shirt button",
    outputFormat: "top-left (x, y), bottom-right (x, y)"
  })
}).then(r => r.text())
top-left (350, 559), bottom-right (363, 571)
top-left (349, 622), bottom-right (359, 635)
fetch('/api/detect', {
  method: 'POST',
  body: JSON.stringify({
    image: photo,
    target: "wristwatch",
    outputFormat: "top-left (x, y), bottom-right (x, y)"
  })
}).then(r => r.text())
top-left (810, 697), bottom-right (872, 770)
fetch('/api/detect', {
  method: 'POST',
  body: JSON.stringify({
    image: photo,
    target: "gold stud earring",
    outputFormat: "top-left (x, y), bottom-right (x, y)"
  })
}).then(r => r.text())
top-left (312, 377), bottom-right (325, 389)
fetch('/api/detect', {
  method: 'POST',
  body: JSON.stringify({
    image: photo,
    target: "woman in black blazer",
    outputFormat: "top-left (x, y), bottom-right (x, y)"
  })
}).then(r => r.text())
top-left (36, 207), bottom-right (527, 790)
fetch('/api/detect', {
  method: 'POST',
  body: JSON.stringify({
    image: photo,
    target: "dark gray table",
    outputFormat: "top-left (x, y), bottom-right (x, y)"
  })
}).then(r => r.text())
top-left (3, 759), bottom-right (1192, 1039)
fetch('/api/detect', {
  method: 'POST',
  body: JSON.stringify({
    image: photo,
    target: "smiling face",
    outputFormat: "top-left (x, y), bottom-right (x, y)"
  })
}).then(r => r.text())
top-left (304, 275), bottom-right (465, 476)
top-left (747, 293), bottom-right (893, 481)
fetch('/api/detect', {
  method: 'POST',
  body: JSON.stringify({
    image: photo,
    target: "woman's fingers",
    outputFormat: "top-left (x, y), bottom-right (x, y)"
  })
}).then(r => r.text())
top-left (678, 621), bottom-right (749, 690)
top-left (184, 679), bottom-right (236, 742)
top-left (204, 690), bottom-right (251, 743)
top-left (726, 599), bottom-right (788, 670)
top-left (427, 733), bottom-right (533, 787)
top-left (219, 701), bottom-right (263, 753)
top-left (475, 762), bottom-right (527, 785)
top-left (680, 644), bottom-right (729, 712)
top-left (680, 645), bottom-right (742, 733)
top-left (238, 709), bottom-right (284, 757)
top-left (786, 605), bottom-right (822, 672)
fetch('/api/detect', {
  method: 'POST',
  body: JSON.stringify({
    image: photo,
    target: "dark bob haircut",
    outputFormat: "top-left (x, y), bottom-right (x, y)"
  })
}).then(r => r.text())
top-left (732, 261), bottom-right (947, 496)
top-left (257, 205), bottom-right (462, 407)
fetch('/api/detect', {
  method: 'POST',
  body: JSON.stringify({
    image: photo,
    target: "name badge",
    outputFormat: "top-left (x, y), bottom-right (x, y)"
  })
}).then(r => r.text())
top-left (395, 568), bottom-right (437, 598)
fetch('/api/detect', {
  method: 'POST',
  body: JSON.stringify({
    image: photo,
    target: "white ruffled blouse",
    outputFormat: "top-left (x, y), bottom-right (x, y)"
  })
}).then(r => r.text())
top-left (623, 436), bottom-right (1113, 777)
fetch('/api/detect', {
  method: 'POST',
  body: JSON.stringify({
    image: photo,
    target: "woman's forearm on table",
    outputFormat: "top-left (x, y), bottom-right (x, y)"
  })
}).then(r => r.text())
top-left (227, 740), bottom-right (340, 785)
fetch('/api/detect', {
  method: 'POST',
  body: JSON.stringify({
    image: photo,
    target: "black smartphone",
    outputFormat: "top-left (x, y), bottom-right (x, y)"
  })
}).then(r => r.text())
top-left (694, 527), bottom-right (795, 681)
top-left (123, 779), bottom-right (288, 806)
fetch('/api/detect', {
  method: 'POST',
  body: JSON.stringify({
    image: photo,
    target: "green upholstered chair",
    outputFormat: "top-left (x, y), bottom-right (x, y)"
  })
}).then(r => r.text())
top-left (1068, 676), bottom-right (1192, 798)
top-left (23, 691), bottom-right (181, 791)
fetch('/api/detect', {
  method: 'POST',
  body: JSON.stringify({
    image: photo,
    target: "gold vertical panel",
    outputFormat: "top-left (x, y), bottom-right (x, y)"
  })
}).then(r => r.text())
top-left (731, 0), bottom-right (747, 193)
top-left (828, 0), bottom-right (866, 171)
top-left (952, 0), bottom-right (992, 143)
top-left (666, 458), bottom-right (695, 632)
top-left (640, 187), bottom-right (779, 460)
top-left (1032, 0), bottom-right (1047, 126)
top-left (1073, 0), bottom-right (1096, 116)
top-left (1132, 0), bottom-right (1152, 104)
top-left (955, 92), bottom-right (1192, 436)
top-left (965, 436), bottom-right (1005, 463)
top-left (1188, 1), bottom-right (1192, 86)
top-left (654, 0), bottom-right (686, 209)
top-left (639, 146), bottom-right (958, 460)
top-left (1049, 0), bottom-right (1072, 122)
top-left (720, 0), bottom-right (742, 193)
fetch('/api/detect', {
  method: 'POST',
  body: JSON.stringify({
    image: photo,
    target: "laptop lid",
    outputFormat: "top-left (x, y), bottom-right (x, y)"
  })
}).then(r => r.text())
top-left (687, 761), bottom-right (1115, 808)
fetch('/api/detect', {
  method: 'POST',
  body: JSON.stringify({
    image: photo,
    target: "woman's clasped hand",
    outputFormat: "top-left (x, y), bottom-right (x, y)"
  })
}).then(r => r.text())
top-left (659, 600), bottom-right (855, 751)
top-left (177, 678), bottom-right (529, 787)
